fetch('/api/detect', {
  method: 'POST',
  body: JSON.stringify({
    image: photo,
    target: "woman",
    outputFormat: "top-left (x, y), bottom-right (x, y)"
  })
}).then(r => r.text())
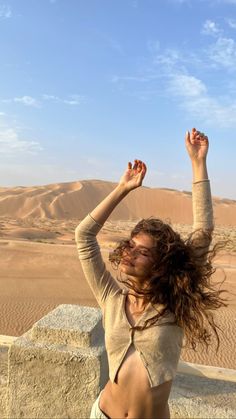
top-left (75, 128), bottom-right (226, 419)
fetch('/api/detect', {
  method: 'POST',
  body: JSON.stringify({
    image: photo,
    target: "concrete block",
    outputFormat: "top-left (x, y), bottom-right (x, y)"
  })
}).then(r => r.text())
top-left (7, 304), bottom-right (108, 419)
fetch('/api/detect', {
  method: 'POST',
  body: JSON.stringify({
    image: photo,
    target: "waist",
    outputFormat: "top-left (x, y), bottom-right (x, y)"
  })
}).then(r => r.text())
top-left (100, 379), bottom-right (171, 419)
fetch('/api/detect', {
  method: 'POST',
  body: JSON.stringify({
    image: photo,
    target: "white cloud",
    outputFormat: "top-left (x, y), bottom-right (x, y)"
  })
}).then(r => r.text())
top-left (153, 42), bottom-right (236, 126)
top-left (160, 69), bottom-right (236, 126)
top-left (226, 18), bottom-right (236, 29)
top-left (63, 95), bottom-right (83, 105)
top-left (42, 93), bottom-right (83, 105)
top-left (202, 20), bottom-right (221, 36)
top-left (0, 4), bottom-right (12, 19)
top-left (112, 20), bottom-right (236, 128)
top-left (154, 48), bottom-right (183, 70)
top-left (42, 94), bottom-right (59, 101)
top-left (178, 93), bottom-right (236, 127)
top-left (0, 128), bottom-right (42, 155)
top-left (2, 94), bottom-right (84, 109)
top-left (168, 74), bottom-right (207, 97)
top-left (14, 96), bottom-right (40, 107)
top-left (208, 36), bottom-right (236, 70)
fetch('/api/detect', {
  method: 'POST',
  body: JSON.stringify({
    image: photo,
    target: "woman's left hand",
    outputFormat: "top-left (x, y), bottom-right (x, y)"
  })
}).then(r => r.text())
top-left (119, 159), bottom-right (147, 192)
top-left (185, 128), bottom-right (209, 162)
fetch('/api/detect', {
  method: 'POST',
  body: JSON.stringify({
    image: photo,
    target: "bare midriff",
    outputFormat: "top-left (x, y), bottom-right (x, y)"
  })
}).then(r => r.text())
top-left (99, 299), bottom-right (172, 419)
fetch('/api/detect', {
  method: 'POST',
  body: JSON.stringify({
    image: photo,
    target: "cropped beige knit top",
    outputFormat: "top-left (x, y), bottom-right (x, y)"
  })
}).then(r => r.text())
top-left (75, 180), bottom-right (213, 387)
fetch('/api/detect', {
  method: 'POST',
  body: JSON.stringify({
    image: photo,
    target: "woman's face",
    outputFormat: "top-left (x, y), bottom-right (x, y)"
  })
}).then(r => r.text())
top-left (120, 232), bottom-right (155, 281)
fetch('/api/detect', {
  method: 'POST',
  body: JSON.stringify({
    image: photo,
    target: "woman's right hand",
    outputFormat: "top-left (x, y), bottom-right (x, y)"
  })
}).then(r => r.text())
top-left (185, 128), bottom-right (209, 163)
top-left (89, 159), bottom-right (147, 225)
top-left (118, 159), bottom-right (147, 192)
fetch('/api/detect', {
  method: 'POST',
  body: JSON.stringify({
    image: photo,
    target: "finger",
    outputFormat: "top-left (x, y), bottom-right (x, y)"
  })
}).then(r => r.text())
top-left (194, 132), bottom-right (201, 140)
top-left (133, 159), bottom-right (138, 170)
top-left (191, 128), bottom-right (198, 142)
top-left (196, 130), bottom-right (207, 139)
top-left (195, 133), bottom-right (204, 142)
top-left (141, 162), bottom-right (147, 176)
top-left (185, 130), bottom-right (190, 145)
top-left (128, 162), bottom-right (132, 170)
top-left (135, 160), bottom-right (146, 176)
top-left (190, 130), bottom-right (197, 144)
top-left (137, 163), bottom-right (147, 182)
top-left (200, 140), bottom-right (209, 146)
top-left (191, 128), bottom-right (197, 138)
top-left (199, 133), bottom-right (208, 140)
top-left (137, 160), bottom-right (143, 172)
top-left (134, 159), bottom-right (142, 172)
top-left (196, 131), bottom-right (208, 142)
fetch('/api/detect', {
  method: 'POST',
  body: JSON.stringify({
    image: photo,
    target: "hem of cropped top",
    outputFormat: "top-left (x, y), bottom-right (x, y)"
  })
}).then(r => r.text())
top-left (109, 361), bottom-right (178, 388)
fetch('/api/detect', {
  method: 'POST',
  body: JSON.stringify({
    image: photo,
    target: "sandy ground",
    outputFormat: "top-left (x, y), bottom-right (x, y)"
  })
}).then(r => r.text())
top-left (0, 215), bottom-right (235, 370)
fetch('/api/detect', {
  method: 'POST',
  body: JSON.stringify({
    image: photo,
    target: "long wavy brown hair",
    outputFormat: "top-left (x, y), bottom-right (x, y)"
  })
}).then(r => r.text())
top-left (109, 218), bottom-right (228, 351)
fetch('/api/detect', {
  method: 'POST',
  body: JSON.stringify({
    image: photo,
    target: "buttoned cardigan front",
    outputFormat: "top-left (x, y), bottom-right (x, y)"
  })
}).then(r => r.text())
top-left (75, 180), bottom-right (213, 387)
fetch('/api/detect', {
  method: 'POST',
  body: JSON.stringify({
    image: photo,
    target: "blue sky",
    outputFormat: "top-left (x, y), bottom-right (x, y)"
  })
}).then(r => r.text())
top-left (0, 0), bottom-right (236, 199)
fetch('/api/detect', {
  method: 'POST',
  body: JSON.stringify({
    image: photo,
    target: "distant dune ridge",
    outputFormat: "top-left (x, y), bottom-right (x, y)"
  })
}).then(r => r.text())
top-left (0, 179), bottom-right (236, 225)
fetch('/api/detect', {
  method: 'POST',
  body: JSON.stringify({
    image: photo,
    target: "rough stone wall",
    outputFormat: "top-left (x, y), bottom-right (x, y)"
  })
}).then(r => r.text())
top-left (6, 304), bottom-right (108, 419)
top-left (170, 373), bottom-right (236, 418)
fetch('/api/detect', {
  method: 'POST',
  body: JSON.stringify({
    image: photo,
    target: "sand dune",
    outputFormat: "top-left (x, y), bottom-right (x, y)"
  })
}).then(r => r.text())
top-left (0, 180), bottom-right (235, 225)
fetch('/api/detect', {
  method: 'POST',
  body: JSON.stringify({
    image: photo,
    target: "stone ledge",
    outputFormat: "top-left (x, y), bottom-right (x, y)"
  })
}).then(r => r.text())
top-left (30, 304), bottom-right (103, 348)
top-left (178, 360), bottom-right (236, 382)
top-left (170, 372), bottom-right (236, 418)
top-left (0, 336), bottom-right (17, 346)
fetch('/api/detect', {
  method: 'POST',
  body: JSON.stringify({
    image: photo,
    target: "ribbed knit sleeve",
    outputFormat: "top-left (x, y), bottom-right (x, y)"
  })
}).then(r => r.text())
top-left (75, 214), bottom-right (120, 308)
top-left (191, 180), bottom-right (214, 253)
top-left (192, 180), bottom-right (214, 231)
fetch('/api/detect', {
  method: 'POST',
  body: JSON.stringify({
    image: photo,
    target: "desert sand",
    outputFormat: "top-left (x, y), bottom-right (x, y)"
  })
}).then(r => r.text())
top-left (0, 180), bottom-right (235, 369)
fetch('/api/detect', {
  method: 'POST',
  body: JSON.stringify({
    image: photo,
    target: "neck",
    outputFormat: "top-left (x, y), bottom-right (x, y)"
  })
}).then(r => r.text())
top-left (125, 275), bottom-right (150, 308)
top-left (128, 292), bottom-right (149, 310)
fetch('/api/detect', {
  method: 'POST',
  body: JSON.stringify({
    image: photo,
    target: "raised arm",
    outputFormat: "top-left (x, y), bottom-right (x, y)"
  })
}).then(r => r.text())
top-left (185, 128), bottom-right (209, 183)
top-left (185, 128), bottom-right (214, 248)
top-left (75, 160), bottom-right (147, 308)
